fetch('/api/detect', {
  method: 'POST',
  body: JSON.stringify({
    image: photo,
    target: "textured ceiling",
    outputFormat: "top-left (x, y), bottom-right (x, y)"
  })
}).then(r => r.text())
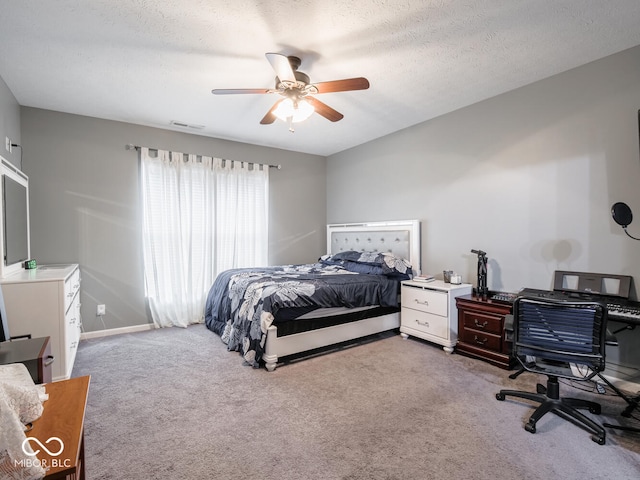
top-left (1, 1), bottom-right (640, 156)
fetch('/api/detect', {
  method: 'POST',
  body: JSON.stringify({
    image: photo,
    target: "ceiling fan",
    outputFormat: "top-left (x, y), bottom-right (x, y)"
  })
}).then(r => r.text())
top-left (212, 53), bottom-right (370, 131)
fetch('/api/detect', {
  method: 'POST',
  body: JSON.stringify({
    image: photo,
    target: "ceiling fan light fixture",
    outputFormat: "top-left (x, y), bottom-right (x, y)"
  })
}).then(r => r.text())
top-left (212, 53), bottom-right (368, 127)
top-left (273, 98), bottom-right (314, 123)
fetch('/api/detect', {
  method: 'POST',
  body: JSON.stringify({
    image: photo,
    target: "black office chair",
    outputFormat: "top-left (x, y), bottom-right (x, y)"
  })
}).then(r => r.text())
top-left (496, 296), bottom-right (607, 445)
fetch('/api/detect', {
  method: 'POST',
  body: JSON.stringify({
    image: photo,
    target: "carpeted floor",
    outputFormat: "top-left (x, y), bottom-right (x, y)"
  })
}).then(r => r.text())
top-left (72, 324), bottom-right (640, 479)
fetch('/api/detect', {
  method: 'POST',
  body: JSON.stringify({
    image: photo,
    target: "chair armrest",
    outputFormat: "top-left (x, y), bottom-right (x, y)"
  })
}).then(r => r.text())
top-left (504, 314), bottom-right (514, 342)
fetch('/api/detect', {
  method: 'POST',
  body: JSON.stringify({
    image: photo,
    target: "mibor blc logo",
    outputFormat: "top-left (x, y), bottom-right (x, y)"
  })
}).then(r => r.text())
top-left (22, 436), bottom-right (64, 457)
top-left (15, 436), bottom-right (71, 469)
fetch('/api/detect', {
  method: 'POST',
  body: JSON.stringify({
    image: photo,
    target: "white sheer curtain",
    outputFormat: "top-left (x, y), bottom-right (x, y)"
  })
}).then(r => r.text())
top-left (140, 147), bottom-right (269, 328)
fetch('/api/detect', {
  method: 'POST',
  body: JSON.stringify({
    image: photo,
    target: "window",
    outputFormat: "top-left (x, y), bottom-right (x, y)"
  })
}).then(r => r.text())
top-left (140, 148), bottom-right (268, 327)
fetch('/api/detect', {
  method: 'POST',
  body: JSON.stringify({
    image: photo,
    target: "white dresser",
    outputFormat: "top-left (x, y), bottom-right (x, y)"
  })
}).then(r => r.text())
top-left (1, 264), bottom-right (81, 380)
top-left (400, 279), bottom-right (472, 353)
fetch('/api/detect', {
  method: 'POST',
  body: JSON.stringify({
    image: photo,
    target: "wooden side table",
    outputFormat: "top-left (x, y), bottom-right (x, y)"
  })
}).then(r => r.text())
top-left (455, 294), bottom-right (515, 369)
top-left (29, 375), bottom-right (90, 479)
top-left (0, 336), bottom-right (53, 383)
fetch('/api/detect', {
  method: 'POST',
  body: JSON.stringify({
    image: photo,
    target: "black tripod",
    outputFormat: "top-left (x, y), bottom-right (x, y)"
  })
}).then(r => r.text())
top-left (471, 249), bottom-right (488, 299)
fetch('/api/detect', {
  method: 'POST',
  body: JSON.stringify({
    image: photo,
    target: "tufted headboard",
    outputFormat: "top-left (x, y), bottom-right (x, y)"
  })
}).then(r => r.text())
top-left (327, 220), bottom-right (421, 275)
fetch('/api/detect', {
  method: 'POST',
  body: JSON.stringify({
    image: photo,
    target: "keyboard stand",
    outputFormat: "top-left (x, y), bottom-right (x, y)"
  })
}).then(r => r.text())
top-left (611, 323), bottom-right (638, 335)
top-left (596, 373), bottom-right (640, 435)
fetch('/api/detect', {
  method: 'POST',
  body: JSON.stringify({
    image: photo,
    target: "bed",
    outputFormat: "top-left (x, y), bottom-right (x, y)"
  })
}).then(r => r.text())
top-left (204, 220), bottom-right (421, 370)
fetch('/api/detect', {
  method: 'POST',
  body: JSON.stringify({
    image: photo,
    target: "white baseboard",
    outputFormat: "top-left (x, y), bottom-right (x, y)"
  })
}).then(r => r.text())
top-left (80, 323), bottom-right (156, 340)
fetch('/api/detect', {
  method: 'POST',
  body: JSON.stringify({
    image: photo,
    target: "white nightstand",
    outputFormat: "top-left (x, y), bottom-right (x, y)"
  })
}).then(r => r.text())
top-left (400, 279), bottom-right (472, 353)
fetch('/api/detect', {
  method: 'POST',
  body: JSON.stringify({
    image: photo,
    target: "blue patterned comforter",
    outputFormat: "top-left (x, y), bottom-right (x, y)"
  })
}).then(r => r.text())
top-left (204, 262), bottom-right (401, 367)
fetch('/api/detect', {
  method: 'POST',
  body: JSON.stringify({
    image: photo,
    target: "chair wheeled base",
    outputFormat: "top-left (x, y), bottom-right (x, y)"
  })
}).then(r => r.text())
top-left (497, 375), bottom-right (606, 445)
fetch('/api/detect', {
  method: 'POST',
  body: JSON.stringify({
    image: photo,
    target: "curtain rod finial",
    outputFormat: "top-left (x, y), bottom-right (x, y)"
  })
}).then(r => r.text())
top-left (125, 144), bottom-right (136, 150)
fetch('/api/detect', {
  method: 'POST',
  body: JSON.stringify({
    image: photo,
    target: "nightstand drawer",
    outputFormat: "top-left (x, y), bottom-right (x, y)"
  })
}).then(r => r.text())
top-left (401, 286), bottom-right (448, 317)
top-left (64, 267), bottom-right (81, 314)
top-left (460, 310), bottom-right (503, 335)
top-left (459, 328), bottom-right (502, 351)
top-left (401, 307), bottom-right (449, 339)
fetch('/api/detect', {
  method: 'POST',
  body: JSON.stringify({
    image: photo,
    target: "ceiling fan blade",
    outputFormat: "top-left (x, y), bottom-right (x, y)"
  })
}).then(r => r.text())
top-left (260, 101), bottom-right (280, 124)
top-left (313, 77), bottom-right (370, 94)
top-left (265, 53), bottom-right (296, 83)
top-left (306, 97), bottom-right (344, 122)
top-left (212, 88), bottom-right (272, 95)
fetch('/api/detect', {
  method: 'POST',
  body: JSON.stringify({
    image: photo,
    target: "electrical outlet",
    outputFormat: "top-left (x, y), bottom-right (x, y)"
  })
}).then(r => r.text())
top-left (97, 304), bottom-right (106, 316)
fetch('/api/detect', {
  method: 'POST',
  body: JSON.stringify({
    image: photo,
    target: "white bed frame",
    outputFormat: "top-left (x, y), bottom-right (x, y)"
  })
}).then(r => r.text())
top-left (262, 220), bottom-right (421, 371)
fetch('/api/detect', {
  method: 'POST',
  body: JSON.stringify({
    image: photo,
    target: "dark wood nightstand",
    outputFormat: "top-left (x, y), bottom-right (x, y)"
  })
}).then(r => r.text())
top-left (0, 336), bottom-right (53, 383)
top-left (455, 295), bottom-right (515, 369)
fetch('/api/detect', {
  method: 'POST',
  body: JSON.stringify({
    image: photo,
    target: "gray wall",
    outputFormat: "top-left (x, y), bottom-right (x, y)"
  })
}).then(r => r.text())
top-left (0, 75), bottom-right (21, 169)
top-left (327, 45), bottom-right (640, 380)
top-left (3, 45), bottom-right (640, 381)
top-left (20, 108), bottom-right (326, 332)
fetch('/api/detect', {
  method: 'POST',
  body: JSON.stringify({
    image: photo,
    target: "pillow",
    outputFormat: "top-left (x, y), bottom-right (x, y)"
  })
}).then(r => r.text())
top-left (329, 251), bottom-right (374, 263)
top-left (338, 260), bottom-right (385, 275)
top-left (377, 252), bottom-right (413, 278)
top-left (320, 251), bottom-right (413, 279)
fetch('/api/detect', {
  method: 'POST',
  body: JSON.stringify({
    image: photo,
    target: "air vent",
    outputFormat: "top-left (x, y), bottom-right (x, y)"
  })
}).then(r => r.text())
top-left (170, 120), bottom-right (205, 130)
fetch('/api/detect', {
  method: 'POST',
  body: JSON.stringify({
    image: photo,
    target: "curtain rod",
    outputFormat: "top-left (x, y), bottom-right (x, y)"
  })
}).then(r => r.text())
top-left (125, 144), bottom-right (281, 169)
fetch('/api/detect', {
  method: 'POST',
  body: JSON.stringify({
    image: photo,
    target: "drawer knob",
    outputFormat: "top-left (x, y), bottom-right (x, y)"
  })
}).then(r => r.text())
top-left (414, 299), bottom-right (429, 306)
top-left (474, 335), bottom-right (488, 346)
top-left (474, 319), bottom-right (488, 329)
top-left (415, 319), bottom-right (429, 328)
